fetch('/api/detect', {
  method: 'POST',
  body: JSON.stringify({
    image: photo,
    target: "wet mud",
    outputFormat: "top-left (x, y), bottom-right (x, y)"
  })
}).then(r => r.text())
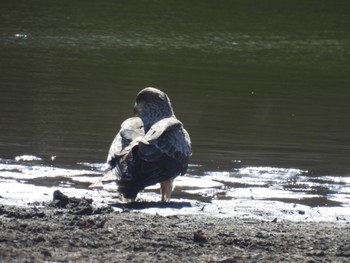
top-left (0, 191), bottom-right (349, 262)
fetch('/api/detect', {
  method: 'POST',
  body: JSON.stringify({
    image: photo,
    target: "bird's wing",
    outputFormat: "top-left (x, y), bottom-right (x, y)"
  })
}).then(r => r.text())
top-left (89, 117), bottom-right (144, 188)
top-left (106, 117), bottom-right (144, 163)
top-left (114, 117), bottom-right (191, 195)
top-left (138, 117), bottom-right (192, 175)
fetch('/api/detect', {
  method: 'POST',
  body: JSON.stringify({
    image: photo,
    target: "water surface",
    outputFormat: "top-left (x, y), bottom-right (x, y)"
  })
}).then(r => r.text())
top-left (1, 1), bottom-right (349, 212)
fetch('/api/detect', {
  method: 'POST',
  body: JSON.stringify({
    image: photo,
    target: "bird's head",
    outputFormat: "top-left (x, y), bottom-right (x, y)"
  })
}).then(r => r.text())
top-left (133, 87), bottom-right (175, 127)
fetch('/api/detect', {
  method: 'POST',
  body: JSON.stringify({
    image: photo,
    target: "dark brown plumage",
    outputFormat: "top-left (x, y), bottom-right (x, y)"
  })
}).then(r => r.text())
top-left (91, 87), bottom-right (191, 202)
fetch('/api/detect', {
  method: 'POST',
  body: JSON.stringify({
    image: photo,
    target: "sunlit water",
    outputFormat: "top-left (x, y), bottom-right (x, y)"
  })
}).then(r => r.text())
top-left (1, 1), bottom-right (350, 219)
top-left (1, 155), bottom-right (349, 211)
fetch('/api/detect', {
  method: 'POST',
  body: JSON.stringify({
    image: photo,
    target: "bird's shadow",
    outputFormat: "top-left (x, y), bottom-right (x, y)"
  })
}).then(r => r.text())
top-left (111, 201), bottom-right (192, 210)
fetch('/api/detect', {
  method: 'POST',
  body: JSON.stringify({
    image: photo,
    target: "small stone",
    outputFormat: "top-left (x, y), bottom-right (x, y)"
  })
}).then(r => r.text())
top-left (193, 230), bottom-right (208, 243)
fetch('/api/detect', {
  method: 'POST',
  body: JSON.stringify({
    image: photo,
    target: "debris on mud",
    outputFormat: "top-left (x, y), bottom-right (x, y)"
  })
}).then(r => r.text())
top-left (0, 191), bottom-right (350, 262)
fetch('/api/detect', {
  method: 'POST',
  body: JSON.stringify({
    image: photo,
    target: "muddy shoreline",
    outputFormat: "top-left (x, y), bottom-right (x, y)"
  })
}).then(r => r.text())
top-left (0, 191), bottom-right (349, 263)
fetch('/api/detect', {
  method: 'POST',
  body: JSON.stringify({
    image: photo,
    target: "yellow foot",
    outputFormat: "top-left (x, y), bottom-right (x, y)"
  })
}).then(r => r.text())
top-left (160, 178), bottom-right (174, 202)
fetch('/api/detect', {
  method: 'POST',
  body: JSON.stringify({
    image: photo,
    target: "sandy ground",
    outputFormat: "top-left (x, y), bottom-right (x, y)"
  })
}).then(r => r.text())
top-left (0, 191), bottom-right (349, 263)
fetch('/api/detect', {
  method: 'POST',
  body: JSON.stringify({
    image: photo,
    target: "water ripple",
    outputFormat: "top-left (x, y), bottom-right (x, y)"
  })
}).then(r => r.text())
top-left (0, 156), bottom-right (349, 209)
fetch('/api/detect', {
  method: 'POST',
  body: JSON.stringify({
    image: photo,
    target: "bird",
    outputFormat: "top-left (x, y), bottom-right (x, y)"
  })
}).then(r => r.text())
top-left (90, 87), bottom-right (191, 202)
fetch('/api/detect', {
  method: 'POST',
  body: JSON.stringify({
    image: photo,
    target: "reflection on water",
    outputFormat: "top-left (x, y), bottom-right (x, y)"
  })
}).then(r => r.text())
top-left (0, 1), bottom-right (349, 209)
top-left (1, 156), bottom-right (349, 209)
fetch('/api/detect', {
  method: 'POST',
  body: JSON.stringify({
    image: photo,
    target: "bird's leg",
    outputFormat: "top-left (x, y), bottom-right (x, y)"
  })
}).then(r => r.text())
top-left (160, 178), bottom-right (174, 202)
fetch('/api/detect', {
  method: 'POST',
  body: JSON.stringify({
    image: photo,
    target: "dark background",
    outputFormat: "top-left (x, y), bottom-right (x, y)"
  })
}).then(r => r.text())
top-left (1, 0), bottom-right (349, 176)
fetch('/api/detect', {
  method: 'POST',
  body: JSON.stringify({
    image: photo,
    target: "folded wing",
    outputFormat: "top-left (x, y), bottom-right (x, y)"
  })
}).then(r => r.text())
top-left (92, 117), bottom-right (191, 200)
top-left (89, 117), bottom-right (144, 188)
top-left (139, 117), bottom-right (191, 174)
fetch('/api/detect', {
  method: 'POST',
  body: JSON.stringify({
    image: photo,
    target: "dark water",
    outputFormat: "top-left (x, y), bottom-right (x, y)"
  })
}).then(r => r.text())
top-left (1, 1), bottom-right (350, 208)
